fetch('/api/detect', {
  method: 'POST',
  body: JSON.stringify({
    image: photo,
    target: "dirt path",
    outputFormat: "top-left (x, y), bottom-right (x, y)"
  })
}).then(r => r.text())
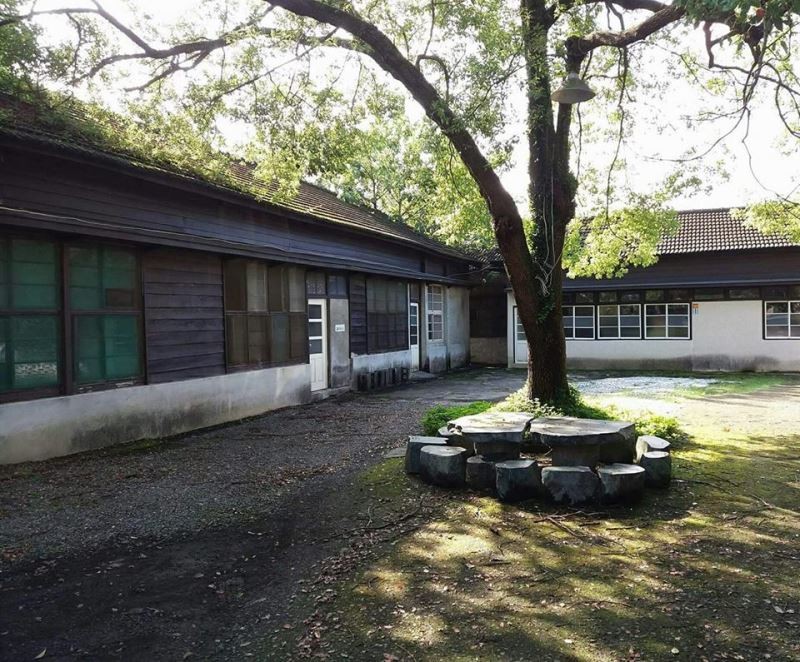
top-left (0, 370), bottom-right (523, 661)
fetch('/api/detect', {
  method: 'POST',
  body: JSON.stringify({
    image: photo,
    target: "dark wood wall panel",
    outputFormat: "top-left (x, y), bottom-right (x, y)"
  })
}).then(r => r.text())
top-left (565, 249), bottom-right (800, 290)
top-left (142, 249), bottom-right (226, 384)
top-left (0, 151), bottom-right (466, 279)
top-left (349, 275), bottom-right (367, 355)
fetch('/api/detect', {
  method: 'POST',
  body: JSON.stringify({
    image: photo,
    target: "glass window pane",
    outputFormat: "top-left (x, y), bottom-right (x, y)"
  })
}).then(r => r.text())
top-left (309, 338), bottom-right (323, 354)
top-left (620, 305), bottom-right (640, 316)
top-left (4, 315), bottom-right (60, 390)
top-left (667, 289), bottom-right (691, 302)
top-left (69, 246), bottom-right (136, 310)
top-left (620, 327), bottom-right (640, 338)
top-left (226, 315), bottom-right (247, 365)
top-left (11, 239), bottom-right (59, 310)
top-left (791, 302), bottom-right (800, 314)
top-left (306, 272), bottom-right (326, 296)
top-left (648, 304), bottom-right (666, 316)
top-left (308, 304), bottom-right (322, 320)
top-left (575, 292), bottom-right (593, 304)
top-left (308, 321), bottom-right (323, 337)
top-left (763, 287), bottom-right (788, 300)
top-left (766, 325), bottom-right (788, 338)
top-left (620, 292), bottom-right (641, 303)
top-left (289, 312), bottom-right (306, 359)
top-left (694, 288), bottom-right (724, 301)
top-left (728, 287), bottom-right (760, 300)
top-left (645, 290), bottom-right (664, 303)
top-left (575, 327), bottom-right (593, 339)
top-left (669, 326), bottom-right (689, 338)
top-left (75, 316), bottom-right (104, 383)
top-left (766, 302), bottom-right (788, 315)
top-left (598, 292), bottom-right (617, 303)
top-left (103, 316), bottom-right (139, 379)
top-left (598, 326), bottom-right (618, 338)
top-left (271, 313), bottom-right (289, 363)
top-left (647, 326), bottom-right (667, 338)
top-left (247, 315), bottom-right (269, 364)
top-left (224, 260), bottom-right (247, 312)
top-left (268, 265), bottom-right (287, 313)
top-left (247, 262), bottom-right (268, 312)
top-left (288, 267), bottom-right (306, 313)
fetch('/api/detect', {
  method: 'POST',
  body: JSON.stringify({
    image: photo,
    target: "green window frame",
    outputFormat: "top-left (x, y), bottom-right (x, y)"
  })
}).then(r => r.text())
top-left (67, 244), bottom-right (143, 390)
top-left (0, 237), bottom-right (62, 401)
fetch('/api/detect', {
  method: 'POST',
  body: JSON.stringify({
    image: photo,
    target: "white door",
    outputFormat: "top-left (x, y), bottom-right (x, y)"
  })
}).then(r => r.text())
top-left (513, 306), bottom-right (529, 364)
top-left (308, 299), bottom-right (328, 391)
top-left (409, 302), bottom-right (420, 371)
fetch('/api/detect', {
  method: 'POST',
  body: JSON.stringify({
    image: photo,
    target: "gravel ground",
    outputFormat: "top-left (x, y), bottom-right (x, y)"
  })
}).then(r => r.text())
top-left (573, 375), bottom-right (718, 395)
top-left (0, 391), bottom-right (425, 566)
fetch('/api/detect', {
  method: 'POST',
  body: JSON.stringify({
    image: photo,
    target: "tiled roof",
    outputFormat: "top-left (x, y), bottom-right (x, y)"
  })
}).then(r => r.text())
top-left (0, 95), bottom-right (471, 261)
top-left (657, 208), bottom-right (797, 254)
top-left (472, 208), bottom-right (798, 265)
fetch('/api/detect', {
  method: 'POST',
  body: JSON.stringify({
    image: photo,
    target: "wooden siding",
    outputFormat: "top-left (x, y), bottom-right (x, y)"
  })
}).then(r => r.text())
top-left (564, 249), bottom-right (800, 291)
top-left (0, 148), bottom-right (473, 283)
top-left (349, 274), bottom-right (367, 355)
top-left (142, 249), bottom-right (226, 383)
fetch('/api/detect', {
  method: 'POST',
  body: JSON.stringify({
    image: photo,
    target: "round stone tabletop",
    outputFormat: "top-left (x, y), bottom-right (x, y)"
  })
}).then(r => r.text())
top-left (528, 416), bottom-right (635, 447)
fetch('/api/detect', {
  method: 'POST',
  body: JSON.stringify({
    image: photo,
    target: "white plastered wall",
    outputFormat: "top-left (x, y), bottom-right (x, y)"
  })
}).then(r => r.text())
top-left (507, 292), bottom-right (800, 372)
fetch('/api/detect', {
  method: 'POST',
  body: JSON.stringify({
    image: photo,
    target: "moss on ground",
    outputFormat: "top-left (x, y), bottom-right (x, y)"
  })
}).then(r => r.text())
top-left (276, 388), bottom-right (800, 661)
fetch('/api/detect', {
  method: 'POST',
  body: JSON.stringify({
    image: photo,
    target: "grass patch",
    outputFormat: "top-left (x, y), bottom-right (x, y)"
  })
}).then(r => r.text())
top-left (422, 385), bottom-right (683, 441)
top-left (421, 401), bottom-right (492, 435)
top-left (673, 372), bottom-right (792, 398)
top-left (283, 388), bottom-right (800, 661)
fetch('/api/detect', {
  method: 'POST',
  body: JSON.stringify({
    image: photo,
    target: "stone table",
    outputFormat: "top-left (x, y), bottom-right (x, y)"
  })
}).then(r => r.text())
top-left (447, 411), bottom-right (535, 443)
top-left (529, 416), bottom-right (635, 467)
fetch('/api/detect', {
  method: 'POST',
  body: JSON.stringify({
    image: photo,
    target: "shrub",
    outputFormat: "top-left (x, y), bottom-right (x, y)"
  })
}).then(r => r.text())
top-left (420, 401), bottom-right (492, 436)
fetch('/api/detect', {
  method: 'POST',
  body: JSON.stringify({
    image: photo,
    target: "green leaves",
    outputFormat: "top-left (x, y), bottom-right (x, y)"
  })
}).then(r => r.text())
top-left (735, 200), bottom-right (800, 241)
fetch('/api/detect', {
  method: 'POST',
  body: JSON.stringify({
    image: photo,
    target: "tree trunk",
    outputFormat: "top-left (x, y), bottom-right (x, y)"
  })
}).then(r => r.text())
top-left (515, 0), bottom-right (576, 403)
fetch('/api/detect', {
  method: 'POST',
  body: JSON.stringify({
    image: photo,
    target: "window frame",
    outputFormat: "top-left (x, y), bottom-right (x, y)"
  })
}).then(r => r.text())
top-left (223, 258), bottom-right (308, 371)
top-left (597, 303), bottom-right (642, 340)
top-left (644, 303), bottom-right (691, 340)
top-left (764, 300), bottom-right (800, 340)
top-left (426, 284), bottom-right (445, 342)
top-left (66, 242), bottom-right (145, 393)
top-left (366, 278), bottom-right (408, 354)
top-left (0, 235), bottom-right (65, 402)
top-left (563, 304), bottom-right (595, 340)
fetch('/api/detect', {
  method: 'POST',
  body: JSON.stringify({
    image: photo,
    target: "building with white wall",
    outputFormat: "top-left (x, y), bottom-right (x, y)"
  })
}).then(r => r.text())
top-left (474, 209), bottom-right (800, 372)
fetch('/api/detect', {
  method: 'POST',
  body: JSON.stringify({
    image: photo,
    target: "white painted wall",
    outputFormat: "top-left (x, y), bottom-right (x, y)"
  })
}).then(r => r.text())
top-left (507, 293), bottom-right (800, 372)
top-left (0, 364), bottom-right (311, 465)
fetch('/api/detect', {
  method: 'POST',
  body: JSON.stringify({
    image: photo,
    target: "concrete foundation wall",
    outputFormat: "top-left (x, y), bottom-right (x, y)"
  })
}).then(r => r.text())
top-left (328, 298), bottom-right (351, 388)
top-left (0, 364), bottom-right (310, 465)
top-left (351, 349), bottom-right (412, 387)
top-left (507, 294), bottom-right (800, 372)
top-left (470, 337), bottom-right (506, 365)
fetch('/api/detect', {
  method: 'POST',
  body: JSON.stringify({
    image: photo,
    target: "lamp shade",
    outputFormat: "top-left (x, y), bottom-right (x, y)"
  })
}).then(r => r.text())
top-left (551, 72), bottom-right (596, 104)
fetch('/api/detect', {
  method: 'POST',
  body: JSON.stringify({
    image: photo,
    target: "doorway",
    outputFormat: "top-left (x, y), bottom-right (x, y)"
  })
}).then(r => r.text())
top-left (409, 302), bottom-right (420, 371)
top-left (308, 299), bottom-right (328, 391)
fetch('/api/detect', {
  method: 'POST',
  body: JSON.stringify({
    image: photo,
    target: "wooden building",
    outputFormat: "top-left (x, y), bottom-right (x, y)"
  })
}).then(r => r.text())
top-left (0, 117), bottom-right (475, 464)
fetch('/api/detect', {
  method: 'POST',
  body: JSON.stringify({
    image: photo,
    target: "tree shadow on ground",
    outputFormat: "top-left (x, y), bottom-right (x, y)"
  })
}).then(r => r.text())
top-left (270, 428), bottom-right (800, 661)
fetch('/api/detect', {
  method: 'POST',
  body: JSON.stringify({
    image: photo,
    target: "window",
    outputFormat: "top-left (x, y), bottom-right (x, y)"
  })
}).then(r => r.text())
top-left (598, 291), bottom-right (618, 303)
top-left (574, 292), bottom-right (594, 305)
top-left (563, 305), bottom-right (594, 339)
top-left (694, 288), bottom-right (725, 301)
top-left (515, 308), bottom-right (525, 342)
top-left (0, 237), bottom-right (62, 398)
top-left (598, 304), bottom-right (641, 339)
top-left (306, 272), bottom-right (326, 296)
top-left (765, 301), bottom-right (800, 338)
top-left (645, 303), bottom-right (690, 339)
top-left (666, 289), bottom-right (691, 302)
top-left (224, 260), bottom-right (306, 368)
top-left (426, 284), bottom-right (444, 341)
top-left (367, 278), bottom-right (407, 352)
top-left (68, 245), bottom-right (142, 388)
top-left (645, 290), bottom-right (665, 303)
top-left (327, 274), bottom-right (347, 298)
top-left (728, 287), bottom-right (760, 300)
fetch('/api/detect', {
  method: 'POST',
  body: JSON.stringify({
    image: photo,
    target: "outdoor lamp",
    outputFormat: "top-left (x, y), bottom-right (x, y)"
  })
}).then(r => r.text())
top-left (551, 72), bottom-right (596, 104)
